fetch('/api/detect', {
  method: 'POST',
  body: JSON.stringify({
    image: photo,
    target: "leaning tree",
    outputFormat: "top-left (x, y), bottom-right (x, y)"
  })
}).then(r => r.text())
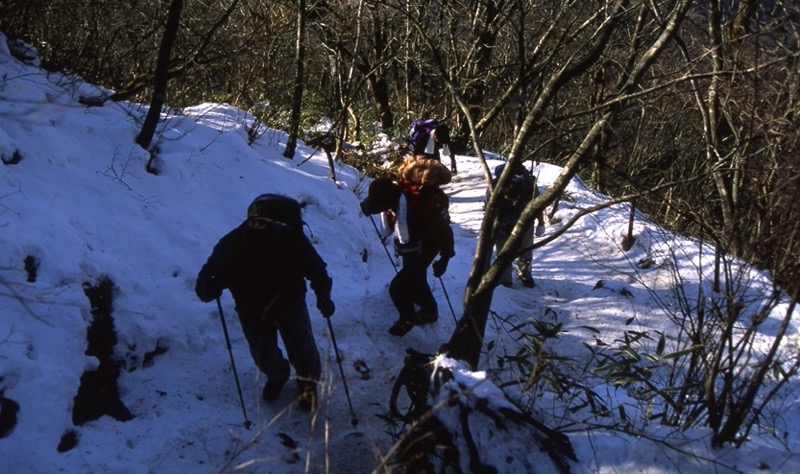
top-left (382, 1), bottom-right (697, 471)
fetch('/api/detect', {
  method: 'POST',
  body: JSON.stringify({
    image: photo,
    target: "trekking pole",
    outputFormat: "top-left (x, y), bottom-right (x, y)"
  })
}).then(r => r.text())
top-left (368, 215), bottom-right (398, 273)
top-left (215, 298), bottom-right (252, 429)
top-left (325, 317), bottom-right (358, 427)
top-left (438, 277), bottom-right (458, 324)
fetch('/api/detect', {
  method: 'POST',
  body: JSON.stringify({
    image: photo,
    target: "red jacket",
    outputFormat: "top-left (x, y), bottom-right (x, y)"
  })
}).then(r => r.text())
top-left (382, 185), bottom-right (455, 261)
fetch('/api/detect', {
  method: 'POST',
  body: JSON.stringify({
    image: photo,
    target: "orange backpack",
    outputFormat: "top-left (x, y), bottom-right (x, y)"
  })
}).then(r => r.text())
top-left (397, 155), bottom-right (452, 187)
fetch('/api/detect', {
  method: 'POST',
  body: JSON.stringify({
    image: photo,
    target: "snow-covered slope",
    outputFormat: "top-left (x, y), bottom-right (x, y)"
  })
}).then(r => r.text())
top-left (2, 32), bottom-right (799, 473)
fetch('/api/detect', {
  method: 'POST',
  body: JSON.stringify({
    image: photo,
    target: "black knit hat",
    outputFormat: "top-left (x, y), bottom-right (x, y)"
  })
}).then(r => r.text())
top-left (359, 178), bottom-right (400, 215)
top-left (246, 193), bottom-right (303, 229)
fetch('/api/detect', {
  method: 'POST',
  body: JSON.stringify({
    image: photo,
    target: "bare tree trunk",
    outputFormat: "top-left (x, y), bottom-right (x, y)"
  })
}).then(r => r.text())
top-left (369, 74), bottom-right (394, 131)
top-left (706, 0), bottom-right (736, 241)
top-left (447, 115), bottom-right (611, 367)
top-left (283, 0), bottom-right (306, 159)
top-left (447, 0), bottom-right (692, 368)
top-left (136, 0), bottom-right (183, 155)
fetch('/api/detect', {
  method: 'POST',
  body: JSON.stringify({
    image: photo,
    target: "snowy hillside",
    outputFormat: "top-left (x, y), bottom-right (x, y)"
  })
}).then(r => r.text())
top-left (2, 32), bottom-right (800, 473)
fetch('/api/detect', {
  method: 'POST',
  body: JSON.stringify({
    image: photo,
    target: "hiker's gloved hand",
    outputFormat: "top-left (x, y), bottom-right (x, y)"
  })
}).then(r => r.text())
top-left (432, 258), bottom-right (449, 277)
top-left (196, 276), bottom-right (222, 303)
top-left (535, 222), bottom-right (546, 237)
top-left (316, 297), bottom-right (335, 318)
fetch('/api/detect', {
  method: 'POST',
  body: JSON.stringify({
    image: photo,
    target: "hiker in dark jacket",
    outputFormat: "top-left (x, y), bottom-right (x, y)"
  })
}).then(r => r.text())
top-left (490, 162), bottom-right (545, 288)
top-left (195, 195), bottom-right (335, 411)
top-left (360, 178), bottom-right (455, 336)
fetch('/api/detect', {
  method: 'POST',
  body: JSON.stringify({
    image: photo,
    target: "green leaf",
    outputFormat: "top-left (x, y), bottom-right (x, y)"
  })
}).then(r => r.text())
top-left (656, 333), bottom-right (666, 356)
top-left (613, 377), bottom-right (643, 385)
top-left (660, 345), bottom-right (703, 360)
top-left (643, 353), bottom-right (659, 363)
top-left (621, 346), bottom-right (642, 361)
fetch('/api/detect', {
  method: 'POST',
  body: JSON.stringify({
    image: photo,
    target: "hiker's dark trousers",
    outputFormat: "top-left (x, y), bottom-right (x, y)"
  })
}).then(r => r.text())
top-left (389, 252), bottom-right (437, 321)
top-left (237, 300), bottom-right (321, 385)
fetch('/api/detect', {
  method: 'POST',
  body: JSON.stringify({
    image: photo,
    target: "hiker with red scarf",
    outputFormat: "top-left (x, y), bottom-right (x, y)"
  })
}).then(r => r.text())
top-left (360, 178), bottom-right (455, 336)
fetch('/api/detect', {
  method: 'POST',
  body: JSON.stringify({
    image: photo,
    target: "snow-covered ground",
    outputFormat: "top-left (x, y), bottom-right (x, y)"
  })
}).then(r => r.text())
top-left (2, 32), bottom-right (799, 473)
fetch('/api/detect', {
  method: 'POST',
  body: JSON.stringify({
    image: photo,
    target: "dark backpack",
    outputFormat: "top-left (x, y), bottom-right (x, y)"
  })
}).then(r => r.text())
top-left (409, 118), bottom-right (444, 155)
top-left (403, 184), bottom-right (450, 225)
top-left (494, 163), bottom-right (534, 203)
top-left (247, 194), bottom-right (305, 232)
top-left (409, 118), bottom-right (434, 145)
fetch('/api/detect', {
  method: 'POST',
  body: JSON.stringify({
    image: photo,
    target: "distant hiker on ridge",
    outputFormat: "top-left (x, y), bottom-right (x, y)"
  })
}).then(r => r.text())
top-left (409, 111), bottom-right (457, 173)
top-left (195, 194), bottom-right (335, 411)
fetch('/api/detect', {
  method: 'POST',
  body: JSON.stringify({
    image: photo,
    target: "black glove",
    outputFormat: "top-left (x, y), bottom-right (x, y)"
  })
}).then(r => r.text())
top-left (195, 276), bottom-right (222, 303)
top-left (316, 297), bottom-right (335, 318)
top-left (432, 258), bottom-right (449, 277)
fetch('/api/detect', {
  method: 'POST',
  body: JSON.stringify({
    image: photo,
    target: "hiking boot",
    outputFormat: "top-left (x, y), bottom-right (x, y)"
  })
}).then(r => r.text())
top-left (519, 276), bottom-right (536, 288)
top-left (500, 280), bottom-right (513, 288)
top-left (262, 372), bottom-right (289, 402)
top-left (298, 383), bottom-right (317, 411)
top-left (414, 311), bottom-right (438, 325)
top-left (389, 319), bottom-right (415, 336)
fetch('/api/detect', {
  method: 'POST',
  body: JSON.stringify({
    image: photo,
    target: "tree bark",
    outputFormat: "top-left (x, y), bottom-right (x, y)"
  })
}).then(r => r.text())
top-left (283, 0), bottom-right (307, 159)
top-left (136, 0), bottom-right (183, 152)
